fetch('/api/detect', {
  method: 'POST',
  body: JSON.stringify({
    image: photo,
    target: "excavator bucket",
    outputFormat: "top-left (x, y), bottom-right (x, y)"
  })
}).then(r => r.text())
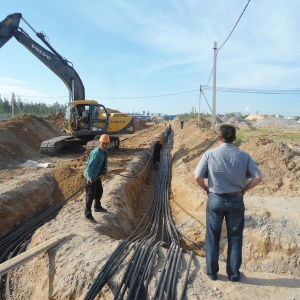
top-left (0, 13), bottom-right (22, 48)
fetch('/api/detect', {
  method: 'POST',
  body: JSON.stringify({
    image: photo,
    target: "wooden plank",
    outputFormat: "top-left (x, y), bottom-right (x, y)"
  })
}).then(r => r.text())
top-left (0, 233), bottom-right (69, 276)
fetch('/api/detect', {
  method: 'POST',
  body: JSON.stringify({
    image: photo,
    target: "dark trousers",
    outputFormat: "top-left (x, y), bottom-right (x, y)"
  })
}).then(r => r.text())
top-left (205, 192), bottom-right (244, 279)
top-left (153, 153), bottom-right (160, 166)
top-left (85, 177), bottom-right (103, 218)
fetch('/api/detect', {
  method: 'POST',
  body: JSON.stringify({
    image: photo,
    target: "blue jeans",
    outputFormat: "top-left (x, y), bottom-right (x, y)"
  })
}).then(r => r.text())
top-left (205, 192), bottom-right (245, 279)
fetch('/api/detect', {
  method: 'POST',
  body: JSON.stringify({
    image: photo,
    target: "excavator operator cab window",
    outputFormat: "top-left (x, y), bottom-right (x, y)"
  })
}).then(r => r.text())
top-left (64, 105), bottom-right (73, 130)
top-left (81, 105), bottom-right (89, 121)
top-left (75, 105), bottom-right (89, 130)
top-left (90, 105), bottom-right (109, 130)
top-left (91, 106), bottom-right (99, 119)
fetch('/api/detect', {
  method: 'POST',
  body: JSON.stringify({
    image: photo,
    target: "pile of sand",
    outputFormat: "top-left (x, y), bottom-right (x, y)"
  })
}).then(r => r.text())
top-left (255, 116), bottom-right (300, 127)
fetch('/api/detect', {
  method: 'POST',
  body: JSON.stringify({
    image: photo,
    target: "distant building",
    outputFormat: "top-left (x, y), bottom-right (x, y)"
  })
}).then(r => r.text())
top-left (163, 115), bottom-right (176, 121)
top-left (128, 114), bottom-right (151, 121)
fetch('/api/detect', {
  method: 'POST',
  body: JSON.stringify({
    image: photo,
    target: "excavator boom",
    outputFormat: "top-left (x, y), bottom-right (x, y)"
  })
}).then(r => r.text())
top-left (0, 13), bottom-right (135, 155)
top-left (0, 13), bottom-right (85, 101)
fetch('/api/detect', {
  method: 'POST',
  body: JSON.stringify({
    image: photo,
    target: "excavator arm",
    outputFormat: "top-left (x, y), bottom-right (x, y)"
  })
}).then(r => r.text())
top-left (1, 13), bottom-right (135, 155)
top-left (0, 13), bottom-right (85, 101)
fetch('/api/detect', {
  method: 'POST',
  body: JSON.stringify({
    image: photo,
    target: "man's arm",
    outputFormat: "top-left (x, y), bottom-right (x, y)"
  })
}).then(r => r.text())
top-left (195, 175), bottom-right (209, 195)
top-left (243, 175), bottom-right (263, 195)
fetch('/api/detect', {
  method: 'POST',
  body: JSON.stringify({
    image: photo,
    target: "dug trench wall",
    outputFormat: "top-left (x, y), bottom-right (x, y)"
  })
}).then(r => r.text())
top-left (170, 118), bottom-right (300, 277)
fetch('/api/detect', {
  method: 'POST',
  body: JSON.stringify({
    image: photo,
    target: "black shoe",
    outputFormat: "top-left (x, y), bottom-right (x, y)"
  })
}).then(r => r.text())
top-left (94, 206), bottom-right (107, 212)
top-left (208, 274), bottom-right (218, 281)
top-left (229, 275), bottom-right (239, 282)
top-left (86, 216), bottom-right (97, 223)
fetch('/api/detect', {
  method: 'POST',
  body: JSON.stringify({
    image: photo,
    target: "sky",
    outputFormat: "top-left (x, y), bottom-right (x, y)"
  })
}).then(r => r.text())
top-left (1, 0), bottom-right (300, 116)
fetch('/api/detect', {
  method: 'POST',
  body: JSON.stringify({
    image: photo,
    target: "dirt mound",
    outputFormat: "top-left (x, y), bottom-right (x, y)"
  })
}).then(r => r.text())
top-left (0, 115), bottom-right (63, 167)
top-left (240, 138), bottom-right (300, 196)
top-left (133, 117), bottom-right (148, 131)
top-left (46, 112), bottom-right (64, 129)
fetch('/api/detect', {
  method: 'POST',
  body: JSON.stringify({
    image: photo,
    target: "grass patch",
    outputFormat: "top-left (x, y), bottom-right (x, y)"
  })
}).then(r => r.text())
top-left (235, 135), bottom-right (245, 146)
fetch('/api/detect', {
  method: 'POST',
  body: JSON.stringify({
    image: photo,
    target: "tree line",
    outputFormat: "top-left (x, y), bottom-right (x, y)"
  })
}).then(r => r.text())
top-left (0, 93), bottom-right (66, 117)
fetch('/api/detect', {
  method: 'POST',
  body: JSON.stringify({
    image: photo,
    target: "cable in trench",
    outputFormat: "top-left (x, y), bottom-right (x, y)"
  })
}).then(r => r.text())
top-left (84, 130), bottom-right (194, 300)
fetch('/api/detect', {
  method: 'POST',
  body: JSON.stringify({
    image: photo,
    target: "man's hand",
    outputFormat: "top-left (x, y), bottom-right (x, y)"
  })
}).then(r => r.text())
top-left (203, 186), bottom-right (209, 195)
top-left (87, 178), bottom-right (92, 185)
top-left (195, 176), bottom-right (209, 195)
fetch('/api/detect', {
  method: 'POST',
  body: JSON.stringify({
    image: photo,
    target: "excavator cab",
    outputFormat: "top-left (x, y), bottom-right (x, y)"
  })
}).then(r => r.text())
top-left (64, 100), bottom-right (109, 137)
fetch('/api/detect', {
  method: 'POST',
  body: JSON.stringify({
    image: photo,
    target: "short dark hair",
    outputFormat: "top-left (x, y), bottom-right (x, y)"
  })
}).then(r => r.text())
top-left (217, 124), bottom-right (236, 143)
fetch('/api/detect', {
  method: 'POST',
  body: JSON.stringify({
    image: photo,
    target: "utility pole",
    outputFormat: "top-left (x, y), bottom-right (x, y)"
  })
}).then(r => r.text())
top-left (11, 96), bottom-right (14, 119)
top-left (198, 85), bottom-right (202, 123)
top-left (212, 41), bottom-right (217, 131)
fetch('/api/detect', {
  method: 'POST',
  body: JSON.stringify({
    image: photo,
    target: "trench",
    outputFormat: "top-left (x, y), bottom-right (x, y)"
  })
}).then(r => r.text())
top-left (1, 132), bottom-right (194, 299)
top-left (1, 125), bottom-right (299, 299)
top-left (0, 142), bottom-right (295, 249)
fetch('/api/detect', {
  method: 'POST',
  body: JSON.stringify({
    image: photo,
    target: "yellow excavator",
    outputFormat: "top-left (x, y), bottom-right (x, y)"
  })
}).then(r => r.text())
top-left (0, 13), bottom-right (135, 155)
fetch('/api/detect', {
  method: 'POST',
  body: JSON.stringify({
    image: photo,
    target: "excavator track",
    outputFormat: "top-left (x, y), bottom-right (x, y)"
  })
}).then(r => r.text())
top-left (40, 136), bottom-right (82, 155)
top-left (41, 135), bottom-right (120, 156)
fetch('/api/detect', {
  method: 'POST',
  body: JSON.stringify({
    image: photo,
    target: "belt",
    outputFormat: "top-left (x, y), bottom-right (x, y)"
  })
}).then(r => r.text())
top-left (221, 191), bottom-right (243, 196)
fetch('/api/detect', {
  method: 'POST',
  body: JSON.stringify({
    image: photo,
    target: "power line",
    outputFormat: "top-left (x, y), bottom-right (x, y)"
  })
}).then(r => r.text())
top-left (204, 0), bottom-right (251, 87)
top-left (204, 86), bottom-right (300, 95)
top-left (88, 86), bottom-right (300, 100)
top-left (87, 89), bottom-right (199, 100)
top-left (217, 0), bottom-right (251, 54)
top-left (6, 85), bottom-right (300, 102)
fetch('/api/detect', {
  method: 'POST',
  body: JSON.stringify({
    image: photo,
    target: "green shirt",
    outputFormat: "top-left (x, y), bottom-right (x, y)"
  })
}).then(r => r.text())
top-left (84, 147), bottom-right (108, 180)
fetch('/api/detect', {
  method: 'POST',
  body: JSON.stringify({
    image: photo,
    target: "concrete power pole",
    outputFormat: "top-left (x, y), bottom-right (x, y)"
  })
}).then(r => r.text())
top-left (212, 41), bottom-right (217, 131)
top-left (198, 85), bottom-right (202, 123)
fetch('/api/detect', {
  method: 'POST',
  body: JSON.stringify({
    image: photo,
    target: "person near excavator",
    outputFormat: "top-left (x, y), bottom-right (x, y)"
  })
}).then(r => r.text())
top-left (74, 105), bottom-right (88, 130)
top-left (83, 134), bottom-right (110, 223)
top-left (153, 138), bottom-right (163, 169)
top-left (194, 124), bottom-right (262, 282)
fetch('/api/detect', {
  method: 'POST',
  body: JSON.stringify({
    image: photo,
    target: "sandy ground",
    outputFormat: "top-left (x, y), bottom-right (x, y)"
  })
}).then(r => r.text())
top-left (0, 115), bottom-right (299, 299)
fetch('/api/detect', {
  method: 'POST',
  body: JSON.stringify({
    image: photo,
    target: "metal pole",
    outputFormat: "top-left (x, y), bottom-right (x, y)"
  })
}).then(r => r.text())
top-left (198, 85), bottom-right (202, 123)
top-left (212, 41), bottom-right (217, 130)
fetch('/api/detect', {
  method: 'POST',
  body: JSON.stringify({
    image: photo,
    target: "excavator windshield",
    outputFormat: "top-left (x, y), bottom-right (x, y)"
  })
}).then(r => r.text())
top-left (64, 102), bottom-right (109, 134)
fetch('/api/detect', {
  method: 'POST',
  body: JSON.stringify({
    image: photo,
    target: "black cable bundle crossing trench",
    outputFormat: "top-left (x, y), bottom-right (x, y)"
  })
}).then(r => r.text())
top-left (0, 184), bottom-right (86, 300)
top-left (85, 131), bottom-right (193, 300)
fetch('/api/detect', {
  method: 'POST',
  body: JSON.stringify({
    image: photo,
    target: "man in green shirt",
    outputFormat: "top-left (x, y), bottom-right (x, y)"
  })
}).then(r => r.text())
top-left (83, 134), bottom-right (110, 223)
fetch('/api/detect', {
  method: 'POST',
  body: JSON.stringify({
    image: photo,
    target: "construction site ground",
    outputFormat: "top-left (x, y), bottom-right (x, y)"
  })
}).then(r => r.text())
top-left (0, 114), bottom-right (299, 299)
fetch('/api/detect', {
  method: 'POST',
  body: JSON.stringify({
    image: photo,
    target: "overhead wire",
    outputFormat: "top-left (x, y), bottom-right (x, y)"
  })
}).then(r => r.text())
top-left (7, 84), bottom-right (300, 105)
top-left (217, 0), bottom-right (251, 54)
top-left (203, 0), bottom-right (252, 88)
top-left (203, 86), bottom-right (300, 95)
